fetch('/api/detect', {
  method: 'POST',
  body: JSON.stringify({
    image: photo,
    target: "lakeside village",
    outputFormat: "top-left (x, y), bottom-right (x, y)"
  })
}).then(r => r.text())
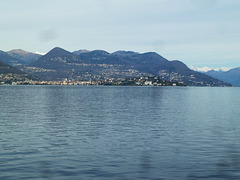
top-left (0, 73), bottom-right (185, 86)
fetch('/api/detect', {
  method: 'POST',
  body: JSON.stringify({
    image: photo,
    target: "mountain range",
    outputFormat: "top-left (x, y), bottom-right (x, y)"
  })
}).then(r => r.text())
top-left (204, 68), bottom-right (240, 87)
top-left (190, 66), bottom-right (240, 87)
top-left (189, 66), bottom-right (233, 72)
top-left (7, 49), bottom-right (42, 64)
top-left (0, 47), bottom-right (235, 86)
top-left (27, 47), bottom-right (231, 86)
top-left (0, 50), bottom-right (26, 66)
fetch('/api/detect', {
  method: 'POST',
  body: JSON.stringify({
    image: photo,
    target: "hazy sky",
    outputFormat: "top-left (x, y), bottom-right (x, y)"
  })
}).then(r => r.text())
top-left (1, 0), bottom-right (240, 67)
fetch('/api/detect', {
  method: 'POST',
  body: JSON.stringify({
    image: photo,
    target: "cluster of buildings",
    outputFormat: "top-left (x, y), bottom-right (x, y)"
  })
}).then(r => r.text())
top-left (101, 76), bottom-right (185, 86)
top-left (1, 74), bottom-right (184, 86)
top-left (4, 80), bottom-right (98, 86)
top-left (0, 73), bottom-right (31, 85)
top-left (158, 70), bottom-right (185, 83)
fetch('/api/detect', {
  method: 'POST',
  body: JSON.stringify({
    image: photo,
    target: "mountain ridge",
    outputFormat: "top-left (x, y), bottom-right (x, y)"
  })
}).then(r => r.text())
top-left (0, 50), bottom-right (26, 66)
top-left (30, 47), bottom-right (82, 70)
top-left (7, 49), bottom-right (41, 64)
top-left (0, 47), bottom-right (234, 86)
top-left (25, 47), bottom-right (232, 86)
top-left (204, 67), bottom-right (240, 87)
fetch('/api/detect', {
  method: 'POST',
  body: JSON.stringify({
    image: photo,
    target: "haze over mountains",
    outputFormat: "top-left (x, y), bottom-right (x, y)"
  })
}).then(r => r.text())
top-left (0, 47), bottom-right (237, 86)
top-left (204, 68), bottom-right (240, 87)
top-left (189, 66), bottom-right (232, 72)
top-left (190, 66), bottom-right (240, 87)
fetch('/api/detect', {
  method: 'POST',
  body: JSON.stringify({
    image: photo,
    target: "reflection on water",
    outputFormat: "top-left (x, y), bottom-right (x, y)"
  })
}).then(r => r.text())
top-left (0, 86), bottom-right (240, 179)
top-left (188, 146), bottom-right (240, 179)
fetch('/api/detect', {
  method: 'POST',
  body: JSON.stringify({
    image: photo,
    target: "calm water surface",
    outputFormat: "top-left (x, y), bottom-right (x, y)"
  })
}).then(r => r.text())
top-left (0, 86), bottom-right (240, 179)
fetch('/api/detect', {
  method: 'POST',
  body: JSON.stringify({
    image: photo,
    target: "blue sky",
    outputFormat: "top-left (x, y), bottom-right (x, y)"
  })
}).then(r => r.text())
top-left (1, 0), bottom-right (240, 68)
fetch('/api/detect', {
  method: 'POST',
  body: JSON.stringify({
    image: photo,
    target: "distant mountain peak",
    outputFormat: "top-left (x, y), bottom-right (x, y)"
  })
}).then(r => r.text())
top-left (17, 46), bottom-right (232, 86)
top-left (44, 47), bottom-right (74, 57)
top-left (72, 49), bottom-right (90, 55)
top-left (30, 47), bottom-right (81, 69)
top-left (142, 52), bottom-right (159, 56)
top-left (0, 50), bottom-right (5, 54)
top-left (78, 50), bottom-right (111, 58)
top-left (138, 52), bottom-right (168, 63)
top-left (204, 66), bottom-right (240, 87)
top-left (8, 49), bottom-right (29, 54)
top-left (0, 50), bottom-right (25, 66)
top-left (189, 65), bottom-right (232, 72)
top-left (112, 50), bottom-right (139, 57)
top-left (91, 50), bottom-right (110, 55)
top-left (141, 52), bottom-right (167, 59)
top-left (7, 49), bottom-right (41, 65)
top-left (49, 47), bottom-right (68, 53)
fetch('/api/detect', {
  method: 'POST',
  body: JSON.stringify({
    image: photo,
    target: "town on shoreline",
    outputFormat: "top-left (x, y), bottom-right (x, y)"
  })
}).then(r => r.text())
top-left (0, 75), bottom-right (185, 86)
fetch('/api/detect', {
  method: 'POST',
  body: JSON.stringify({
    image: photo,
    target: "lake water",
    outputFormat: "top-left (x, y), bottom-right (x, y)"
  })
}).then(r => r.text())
top-left (0, 86), bottom-right (240, 179)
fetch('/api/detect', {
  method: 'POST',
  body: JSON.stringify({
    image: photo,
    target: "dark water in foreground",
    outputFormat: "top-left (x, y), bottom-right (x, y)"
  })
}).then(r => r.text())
top-left (0, 86), bottom-right (240, 179)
